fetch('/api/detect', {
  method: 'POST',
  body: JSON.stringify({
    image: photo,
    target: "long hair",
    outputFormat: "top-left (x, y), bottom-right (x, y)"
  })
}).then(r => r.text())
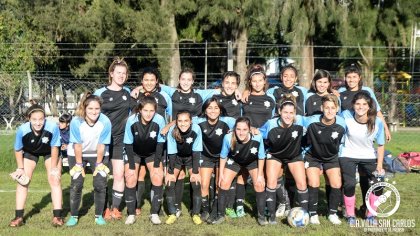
top-left (140, 67), bottom-right (161, 92)
top-left (352, 91), bottom-right (377, 134)
top-left (172, 111), bottom-right (192, 143)
top-left (108, 57), bottom-right (129, 85)
top-left (231, 116), bottom-right (251, 151)
top-left (246, 64), bottom-right (268, 92)
top-left (75, 92), bottom-right (103, 119)
top-left (202, 97), bottom-right (227, 118)
top-left (177, 68), bottom-right (195, 90)
top-left (310, 69), bottom-right (333, 94)
top-left (135, 96), bottom-right (157, 114)
top-left (344, 64), bottom-right (363, 90)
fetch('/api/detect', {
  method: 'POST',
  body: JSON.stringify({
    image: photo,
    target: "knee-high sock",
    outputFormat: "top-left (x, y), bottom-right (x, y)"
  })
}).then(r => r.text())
top-left (217, 189), bottom-right (229, 217)
top-left (175, 178), bottom-right (184, 210)
top-left (191, 182), bottom-right (201, 215)
top-left (308, 187), bottom-right (318, 216)
top-left (235, 183), bottom-right (246, 208)
top-left (150, 184), bottom-right (163, 214)
top-left (93, 174), bottom-right (107, 216)
top-left (165, 181), bottom-right (176, 215)
top-left (136, 181), bottom-right (146, 209)
top-left (255, 191), bottom-right (267, 217)
top-left (325, 184), bottom-right (331, 206)
top-left (266, 187), bottom-right (277, 217)
top-left (366, 193), bottom-right (380, 217)
top-left (125, 186), bottom-right (136, 215)
top-left (344, 195), bottom-right (356, 217)
top-left (297, 188), bottom-right (309, 212)
top-left (226, 178), bottom-right (237, 208)
top-left (70, 175), bottom-right (84, 216)
top-left (328, 187), bottom-right (341, 215)
top-left (285, 177), bottom-right (296, 207)
top-left (112, 190), bottom-right (124, 209)
top-left (201, 195), bottom-right (209, 213)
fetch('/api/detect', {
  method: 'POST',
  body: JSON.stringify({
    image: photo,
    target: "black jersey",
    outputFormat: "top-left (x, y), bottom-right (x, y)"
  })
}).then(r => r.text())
top-left (94, 87), bottom-right (133, 137)
top-left (260, 116), bottom-right (305, 160)
top-left (212, 93), bottom-right (241, 118)
top-left (194, 117), bottom-right (235, 159)
top-left (305, 92), bottom-right (341, 116)
top-left (304, 115), bottom-right (346, 161)
top-left (220, 133), bottom-right (265, 166)
top-left (135, 90), bottom-right (172, 118)
top-left (167, 124), bottom-right (203, 157)
top-left (242, 94), bottom-right (276, 128)
top-left (14, 120), bottom-right (61, 156)
top-left (338, 86), bottom-right (381, 112)
top-left (267, 85), bottom-right (308, 116)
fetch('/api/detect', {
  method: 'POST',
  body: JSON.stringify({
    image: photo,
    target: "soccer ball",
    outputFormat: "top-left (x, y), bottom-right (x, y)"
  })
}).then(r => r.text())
top-left (287, 207), bottom-right (310, 228)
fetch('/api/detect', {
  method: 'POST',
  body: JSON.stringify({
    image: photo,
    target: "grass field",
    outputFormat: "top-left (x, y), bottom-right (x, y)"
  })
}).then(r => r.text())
top-left (0, 132), bottom-right (419, 235)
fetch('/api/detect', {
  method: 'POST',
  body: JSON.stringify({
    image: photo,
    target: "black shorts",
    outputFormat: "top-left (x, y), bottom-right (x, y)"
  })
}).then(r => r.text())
top-left (68, 155), bottom-right (110, 171)
top-left (23, 152), bottom-right (51, 163)
top-left (174, 155), bottom-right (193, 171)
top-left (200, 155), bottom-right (219, 169)
top-left (304, 154), bottom-right (339, 171)
top-left (224, 158), bottom-right (258, 173)
top-left (109, 135), bottom-right (124, 160)
top-left (339, 157), bottom-right (379, 187)
top-left (267, 153), bottom-right (303, 165)
top-left (124, 153), bottom-right (154, 166)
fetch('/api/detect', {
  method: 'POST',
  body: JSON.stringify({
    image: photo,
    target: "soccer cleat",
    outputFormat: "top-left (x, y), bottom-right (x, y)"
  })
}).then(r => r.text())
top-left (366, 216), bottom-right (378, 226)
top-left (66, 216), bottom-right (78, 227)
top-left (211, 215), bottom-right (225, 225)
top-left (95, 216), bottom-right (106, 225)
top-left (310, 215), bottom-right (321, 225)
top-left (52, 217), bottom-right (64, 227)
top-left (225, 208), bottom-right (238, 218)
top-left (328, 214), bottom-right (342, 225)
top-left (175, 209), bottom-right (182, 218)
top-left (165, 214), bottom-right (177, 225)
top-left (257, 215), bottom-right (268, 226)
top-left (125, 215), bottom-right (136, 225)
top-left (111, 208), bottom-right (122, 220)
top-left (236, 206), bottom-right (246, 218)
top-left (268, 215), bottom-right (277, 225)
top-left (103, 208), bottom-right (112, 220)
top-left (150, 214), bottom-right (162, 225)
top-left (9, 217), bottom-right (24, 227)
top-left (135, 208), bottom-right (141, 216)
top-left (276, 203), bottom-right (286, 217)
top-left (347, 216), bottom-right (356, 227)
top-left (192, 214), bottom-right (203, 225)
top-left (200, 211), bottom-right (210, 221)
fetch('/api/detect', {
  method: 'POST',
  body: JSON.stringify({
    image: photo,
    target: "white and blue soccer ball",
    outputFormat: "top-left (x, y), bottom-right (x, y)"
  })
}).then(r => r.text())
top-left (287, 207), bottom-right (310, 228)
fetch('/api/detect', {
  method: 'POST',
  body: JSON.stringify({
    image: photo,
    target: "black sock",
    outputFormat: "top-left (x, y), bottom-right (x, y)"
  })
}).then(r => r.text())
top-left (285, 177), bottom-right (296, 207)
top-left (150, 184), bottom-right (163, 214)
top-left (308, 187), bottom-right (318, 216)
top-left (125, 186), bottom-right (136, 215)
top-left (217, 189), bottom-right (228, 217)
top-left (329, 187), bottom-right (341, 215)
top-left (191, 182), bottom-right (201, 215)
top-left (256, 191), bottom-right (266, 217)
top-left (202, 195), bottom-right (209, 213)
top-left (297, 188), bottom-right (309, 212)
top-left (226, 179), bottom-right (236, 208)
top-left (166, 181), bottom-right (176, 214)
top-left (325, 184), bottom-right (331, 207)
top-left (266, 188), bottom-right (277, 217)
top-left (136, 181), bottom-right (145, 209)
top-left (112, 190), bottom-right (124, 209)
top-left (235, 183), bottom-right (246, 208)
top-left (53, 209), bottom-right (62, 218)
top-left (175, 178), bottom-right (184, 210)
top-left (16, 209), bottom-right (24, 218)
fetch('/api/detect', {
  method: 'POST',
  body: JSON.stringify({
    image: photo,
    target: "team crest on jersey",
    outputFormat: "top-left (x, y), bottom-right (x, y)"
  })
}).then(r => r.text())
top-left (292, 130), bottom-right (298, 139)
top-left (215, 128), bottom-right (223, 136)
top-left (150, 131), bottom-right (157, 139)
top-left (227, 158), bottom-right (234, 165)
top-left (331, 131), bottom-right (339, 139)
top-left (186, 137), bottom-right (193, 144)
top-left (250, 147), bottom-right (258, 154)
top-left (135, 131), bottom-right (138, 135)
top-left (267, 153), bottom-right (272, 159)
top-left (189, 97), bottom-right (196, 104)
top-left (109, 97), bottom-right (113, 101)
top-left (318, 130), bottom-right (322, 134)
top-left (277, 135), bottom-right (281, 139)
top-left (155, 98), bottom-right (159, 103)
top-left (264, 101), bottom-right (271, 108)
top-left (203, 129), bottom-right (207, 133)
top-left (31, 139), bottom-right (34, 143)
top-left (42, 137), bottom-right (49, 143)
top-left (232, 99), bottom-right (238, 106)
top-left (313, 101), bottom-right (317, 106)
top-left (343, 96), bottom-right (347, 100)
top-left (122, 95), bottom-right (127, 100)
top-left (292, 91), bottom-right (299, 97)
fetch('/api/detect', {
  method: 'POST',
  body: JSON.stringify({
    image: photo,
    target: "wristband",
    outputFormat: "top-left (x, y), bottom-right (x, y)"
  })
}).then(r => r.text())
top-left (95, 162), bottom-right (103, 167)
top-left (76, 163), bottom-right (83, 167)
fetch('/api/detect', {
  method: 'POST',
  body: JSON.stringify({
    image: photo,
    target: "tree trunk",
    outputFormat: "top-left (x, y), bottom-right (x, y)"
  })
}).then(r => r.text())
top-left (387, 47), bottom-right (398, 125)
top-left (235, 27), bottom-right (248, 90)
top-left (358, 45), bottom-right (374, 88)
top-left (167, 12), bottom-right (181, 87)
top-left (299, 39), bottom-right (314, 89)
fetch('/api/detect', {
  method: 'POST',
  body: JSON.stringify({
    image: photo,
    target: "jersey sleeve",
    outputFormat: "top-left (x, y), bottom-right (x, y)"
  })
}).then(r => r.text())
top-left (192, 124), bottom-right (203, 152)
top-left (267, 93), bottom-right (277, 117)
top-left (220, 134), bottom-right (231, 159)
top-left (220, 116), bottom-right (236, 129)
top-left (297, 86), bottom-right (308, 114)
top-left (14, 125), bottom-right (24, 151)
top-left (69, 118), bottom-right (82, 144)
top-left (266, 87), bottom-right (276, 96)
top-left (160, 84), bottom-right (176, 97)
top-left (197, 89), bottom-right (221, 102)
top-left (295, 115), bottom-right (305, 127)
top-left (167, 126), bottom-right (177, 155)
top-left (161, 91), bottom-right (173, 117)
top-left (375, 118), bottom-right (385, 145)
top-left (123, 115), bottom-right (135, 144)
top-left (192, 117), bottom-right (206, 125)
top-left (259, 119), bottom-right (271, 139)
top-left (155, 114), bottom-right (167, 143)
top-left (49, 121), bottom-right (61, 147)
top-left (94, 87), bottom-right (106, 96)
top-left (256, 134), bottom-right (266, 159)
top-left (99, 115), bottom-right (112, 145)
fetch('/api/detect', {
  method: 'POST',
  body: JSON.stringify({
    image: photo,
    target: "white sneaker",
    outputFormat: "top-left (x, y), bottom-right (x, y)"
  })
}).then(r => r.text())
top-left (328, 214), bottom-right (342, 225)
top-left (125, 215), bottom-right (136, 225)
top-left (276, 204), bottom-right (286, 217)
top-left (150, 214), bottom-right (161, 225)
top-left (310, 215), bottom-right (321, 225)
top-left (175, 209), bottom-right (182, 218)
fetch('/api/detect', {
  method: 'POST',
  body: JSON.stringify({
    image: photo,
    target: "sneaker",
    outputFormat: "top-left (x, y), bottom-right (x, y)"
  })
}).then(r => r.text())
top-left (268, 215), bottom-right (277, 225)
top-left (175, 209), bottom-right (182, 218)
top-left (125, 215), bottom-right (136, 225)
top-left (257, 215), bottom-right (268, 226)
top-left (136, 208), bottom-right (141, 216)
top-left (225, 208), bottom-right (238, 218)
top-left (366, 216), bottom-right (378, 226)
top-left (236, 206), bottom-right (246, 218)
top-left (103, 208), bottom-right (111, 220)
top-left (66, 216), bottom-right (78, 227)
top-left (95, 216), bottom-right (106, 225)
top-left (192, 214), bottom-right (202, 225)
top-left (211, 215), bottom-right (225, 224)
top-left (347, 216), bottom-right (356, 227)
top-left (111, 208), bottom-right (122, 220)
top-left (284, 204), bottom-right (291, 217)
top-left (200, 211), bottom-right (210, 222)
top-left (276, 203), bottom-right (286, 217)
top-left (165, 214), bottom-right (177, 225)
top-left (150, 214), bottom-right (161, 225)
top-left (52, 217), bottom-right (64, 227)
top-left (9, 217), bottom-right (24, 227)
top-left (310, 215), bottom-right (320, 225)
top-left (328, 214), bottom-right (342, 225)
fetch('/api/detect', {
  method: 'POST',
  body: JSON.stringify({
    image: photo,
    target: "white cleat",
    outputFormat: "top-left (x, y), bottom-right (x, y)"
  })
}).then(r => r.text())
top-left (150, 214), bottom-right (162, 225)
top-left (276, 204), bottom-right (286, 217)
top-left (328, 214), bottom-right (342, 225)
top-left (125, 215), bottom-right (136, 225)
top-left (310, 215), bottom-right (321, 225)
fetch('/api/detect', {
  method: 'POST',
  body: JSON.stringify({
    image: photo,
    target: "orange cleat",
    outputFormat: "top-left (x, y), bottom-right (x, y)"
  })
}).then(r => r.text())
top-left (103, 208), bottom-right (112, 220)
top-left (111, 208), bottom-right (123, 220)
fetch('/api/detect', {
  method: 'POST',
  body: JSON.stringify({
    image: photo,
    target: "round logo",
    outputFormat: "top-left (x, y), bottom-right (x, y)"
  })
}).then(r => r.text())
top-left (365, 182), bottom-right (400, 218)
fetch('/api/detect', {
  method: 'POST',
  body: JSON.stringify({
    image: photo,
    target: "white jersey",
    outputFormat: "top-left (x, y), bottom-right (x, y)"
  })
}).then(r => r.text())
top-left (67, 114), bottom-right (112, 157)
top-left (340, 110), bottom-right (385, 160)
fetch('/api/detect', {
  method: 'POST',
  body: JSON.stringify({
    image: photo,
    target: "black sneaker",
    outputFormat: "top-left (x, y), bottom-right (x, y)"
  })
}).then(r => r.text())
top-left (201, 211), bottom-right (210, 221)
top-left (211, 215), bottom-right (225, 224)
top-left (257, 215), bottom-right (268, 226)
